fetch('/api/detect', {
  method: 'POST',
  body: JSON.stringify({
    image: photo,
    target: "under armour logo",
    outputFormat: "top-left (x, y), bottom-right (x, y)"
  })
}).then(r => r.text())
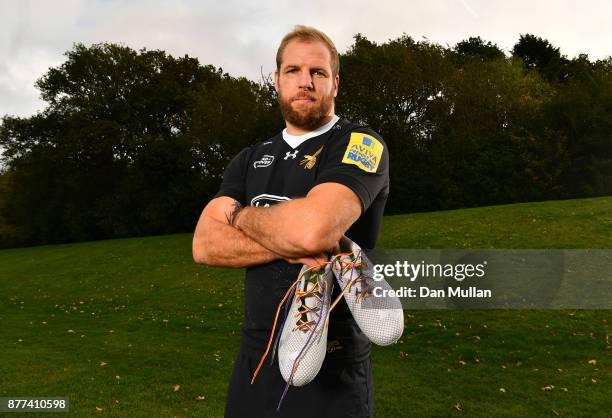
top-left (284, 150), bottom-right (299, 160)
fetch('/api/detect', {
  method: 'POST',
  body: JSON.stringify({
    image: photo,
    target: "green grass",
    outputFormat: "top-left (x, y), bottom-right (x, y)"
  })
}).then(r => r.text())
top-left (378, 196), bottom-right (612, 249)
top-left (0, 196), bottom-right (610, 417)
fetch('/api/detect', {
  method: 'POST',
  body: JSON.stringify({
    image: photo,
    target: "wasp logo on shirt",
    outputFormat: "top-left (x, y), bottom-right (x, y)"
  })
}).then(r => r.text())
top-left (341, 132), bottom-right (383, 173)
top-left (253, 155), bottom-right (275, 169)
top-left (300, 145), bottom-right (324, 170)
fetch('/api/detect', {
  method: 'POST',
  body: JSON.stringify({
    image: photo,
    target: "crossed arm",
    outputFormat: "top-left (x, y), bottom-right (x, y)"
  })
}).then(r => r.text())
top-left (192, 182), bottom-right (362, 268)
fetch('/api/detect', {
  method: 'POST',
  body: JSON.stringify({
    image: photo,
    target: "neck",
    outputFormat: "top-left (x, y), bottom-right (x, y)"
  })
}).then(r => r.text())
top-left (285, 114), bottom-right (335, 136)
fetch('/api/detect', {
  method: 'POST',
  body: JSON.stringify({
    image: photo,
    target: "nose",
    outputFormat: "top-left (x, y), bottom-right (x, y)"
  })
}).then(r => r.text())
top-left (297, 69), bottom-right (314, 90)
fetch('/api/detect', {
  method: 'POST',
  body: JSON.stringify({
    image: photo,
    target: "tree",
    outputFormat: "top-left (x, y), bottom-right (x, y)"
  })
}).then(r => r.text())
top-left (548, 57), bottom-right (612, 197)
top-left (512, 34), bottom-right (569, 82)
top-left (338, 34), bottom-right (567, 211)
top-left (1, 36), bottom-right (610, 247)
top-left (338, 34), bottom-right (454, 212)
top-left (455, 37), bottom-right (505, 62)
top-left (0, 43), bottom-right (279, 246)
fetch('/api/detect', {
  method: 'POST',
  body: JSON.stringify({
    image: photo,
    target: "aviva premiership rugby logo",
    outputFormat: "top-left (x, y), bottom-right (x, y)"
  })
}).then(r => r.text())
top-left (341, 132), bottom-right (383, 173)
top-left (253, 154), bottom-right (274, 169)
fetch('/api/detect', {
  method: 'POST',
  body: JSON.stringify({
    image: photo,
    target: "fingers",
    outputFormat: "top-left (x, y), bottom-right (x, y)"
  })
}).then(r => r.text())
top-left (306, 259), bottom-right (322, 270)
top-left (303, 255), bottom-right (325, 270)
top-left (313, 252), bottom-right (327, 263)
top-left (284, 253), bottom-right (328, 269)
top-left (284, 256), bottom-right (316, 268)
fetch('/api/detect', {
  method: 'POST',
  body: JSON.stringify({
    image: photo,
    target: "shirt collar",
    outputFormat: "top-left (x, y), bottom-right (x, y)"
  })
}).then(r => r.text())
top-left (281, 115), bottom-right (340, 149)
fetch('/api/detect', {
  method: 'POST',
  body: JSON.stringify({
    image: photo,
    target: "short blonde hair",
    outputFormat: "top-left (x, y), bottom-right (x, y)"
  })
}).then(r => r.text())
top-left (276, 25), bottom-right (339, 76)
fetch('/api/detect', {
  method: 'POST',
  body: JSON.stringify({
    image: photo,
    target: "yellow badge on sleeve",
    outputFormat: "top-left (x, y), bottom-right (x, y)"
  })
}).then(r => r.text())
top-left (341, 132), bottom-right (383, 173)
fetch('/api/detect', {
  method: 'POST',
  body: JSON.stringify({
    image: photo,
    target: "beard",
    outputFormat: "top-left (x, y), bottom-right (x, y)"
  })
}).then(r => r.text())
top-left (279, 89), bottom-right (334, 132)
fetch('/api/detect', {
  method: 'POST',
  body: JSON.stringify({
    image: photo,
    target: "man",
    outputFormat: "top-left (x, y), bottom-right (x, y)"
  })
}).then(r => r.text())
top-left (193, 25), bottom-right (389, 418)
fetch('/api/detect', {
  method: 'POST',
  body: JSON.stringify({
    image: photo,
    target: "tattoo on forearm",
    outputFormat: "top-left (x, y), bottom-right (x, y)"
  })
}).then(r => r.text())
top-left (226, 200), bottom-right (244, 226)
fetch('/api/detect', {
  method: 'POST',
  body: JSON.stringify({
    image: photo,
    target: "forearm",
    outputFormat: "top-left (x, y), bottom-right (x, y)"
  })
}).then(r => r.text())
top-left (234, 199), bottom-right (336, 257)
top-left (193, 216), bottom-right (281, 268)
top-left (194, 184), bottom-right (360, 266)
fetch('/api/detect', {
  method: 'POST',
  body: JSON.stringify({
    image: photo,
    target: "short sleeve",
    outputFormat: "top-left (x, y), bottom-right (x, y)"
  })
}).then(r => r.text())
top-left (315, 130), bottom-right (389, 211)
top-left (213, 147), bottom-right (251, 205)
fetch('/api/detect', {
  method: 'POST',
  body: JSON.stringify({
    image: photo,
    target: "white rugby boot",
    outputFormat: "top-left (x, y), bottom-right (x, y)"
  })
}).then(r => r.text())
top-left (331, 236), bottom-right (404, 346)
top-left (277, 263), bottom-right (334, 387)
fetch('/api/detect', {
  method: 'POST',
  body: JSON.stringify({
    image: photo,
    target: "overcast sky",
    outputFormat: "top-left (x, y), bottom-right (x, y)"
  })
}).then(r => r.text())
top-left (1, 0), bottom-right (610, 118)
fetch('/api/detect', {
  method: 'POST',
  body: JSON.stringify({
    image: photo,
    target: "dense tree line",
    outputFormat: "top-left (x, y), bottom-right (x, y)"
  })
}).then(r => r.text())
top-left (0, 35), bottom-right (610, 247)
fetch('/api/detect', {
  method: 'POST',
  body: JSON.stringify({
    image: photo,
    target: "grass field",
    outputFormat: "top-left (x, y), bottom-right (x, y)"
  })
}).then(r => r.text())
top-left (1, 196), bottom-right (610, 417)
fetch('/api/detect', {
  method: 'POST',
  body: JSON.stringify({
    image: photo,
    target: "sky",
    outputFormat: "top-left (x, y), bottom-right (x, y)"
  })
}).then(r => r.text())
top-left (1, 0), bottom-right (610, 118)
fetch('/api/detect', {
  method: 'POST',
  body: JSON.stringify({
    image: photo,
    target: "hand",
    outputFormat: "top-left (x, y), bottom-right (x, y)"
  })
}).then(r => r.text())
top-left (285, 252), bottom-right (328, 270)
top-left (327, 241), bottom-right (341, 256)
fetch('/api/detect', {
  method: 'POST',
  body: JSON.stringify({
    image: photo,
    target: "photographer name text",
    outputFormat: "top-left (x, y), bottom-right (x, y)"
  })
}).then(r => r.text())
top-left (374, 286), bottom-right (492, 298)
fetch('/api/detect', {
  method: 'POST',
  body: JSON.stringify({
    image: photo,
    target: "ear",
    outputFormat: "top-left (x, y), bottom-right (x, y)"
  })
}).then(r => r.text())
top-left (333, 74), bottom-right (339, 98)
top-left (274, 70), bottom-right (280, 93)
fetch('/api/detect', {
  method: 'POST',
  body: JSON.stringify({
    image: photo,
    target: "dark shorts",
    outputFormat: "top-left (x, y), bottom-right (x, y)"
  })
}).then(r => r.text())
top-left (225, 349), bottom-right (374, 418)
